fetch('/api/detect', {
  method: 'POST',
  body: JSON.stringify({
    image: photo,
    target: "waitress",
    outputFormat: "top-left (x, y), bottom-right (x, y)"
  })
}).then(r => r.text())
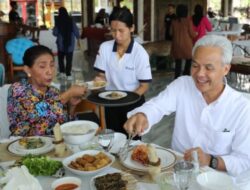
top-left (93, 7), bottom-right (152, 139)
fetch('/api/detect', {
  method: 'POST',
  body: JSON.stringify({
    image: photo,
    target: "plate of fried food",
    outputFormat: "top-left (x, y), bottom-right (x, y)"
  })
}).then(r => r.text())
top-left (86, 81), bottom-right (107, 90)
top-left (120, 144), bottom-right (176, 172)
top-left (7, 136), bottom-right (54, 156)
top-left (90, 171), bottom-right (137, 190)
top-left (62, 150), bottom-right (115, 176)
top-left (98, 91), bottom-right (127, 100)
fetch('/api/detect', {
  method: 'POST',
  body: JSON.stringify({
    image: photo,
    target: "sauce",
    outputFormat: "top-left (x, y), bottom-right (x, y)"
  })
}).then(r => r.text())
top-left (55, 183), bottom-right (78, 190)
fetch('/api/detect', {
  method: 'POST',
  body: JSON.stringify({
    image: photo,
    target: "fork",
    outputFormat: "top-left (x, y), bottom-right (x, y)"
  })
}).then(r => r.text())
top-left (119, 133), bottom-right (133, 161)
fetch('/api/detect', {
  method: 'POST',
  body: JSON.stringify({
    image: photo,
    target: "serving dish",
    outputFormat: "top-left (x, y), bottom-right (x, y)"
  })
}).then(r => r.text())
top-left (60, 120), bottom-right (98, 145)
top-left (90, 171), bottom-right (137, 190)
top-left (62, 150), bottom-right (115, 176)
top-left (7, 136), bottom-right (54, 156)
top-left (120, 146), bottom-right (176, 172)
top-left (86, 81), bottom-right (107, 90)
top-left (98, 91), bottom-right (127, 100)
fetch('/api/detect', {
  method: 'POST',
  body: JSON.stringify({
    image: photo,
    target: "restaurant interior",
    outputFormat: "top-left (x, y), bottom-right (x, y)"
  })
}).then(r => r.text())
top-left (0, 0), bottom-right (250, 189)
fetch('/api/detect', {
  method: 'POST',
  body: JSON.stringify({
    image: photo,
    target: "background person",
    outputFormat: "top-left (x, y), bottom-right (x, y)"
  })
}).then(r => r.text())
top-left (7, 45), bottom-right (86, 136)
top-left (170, 4), bottom-right (196, 78)
top-left (192, 4), bottom-right (212, 44)
top-left (164, 3), bottom-right (176, 41)
top-left (53, 7), bottom-right (80, 80)
top-left (124, 35), bottom-right (250, 176)
top-left (8, 1), bottom-right (22, 24)
top-left (93, 7), bottom-right (152, 139)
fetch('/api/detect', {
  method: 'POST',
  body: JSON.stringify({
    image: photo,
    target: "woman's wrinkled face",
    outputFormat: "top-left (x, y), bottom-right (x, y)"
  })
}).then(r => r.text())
top-left (25, 53), bottom-right (55, 92)
top-left (110, 20), bottom-right (134, 45)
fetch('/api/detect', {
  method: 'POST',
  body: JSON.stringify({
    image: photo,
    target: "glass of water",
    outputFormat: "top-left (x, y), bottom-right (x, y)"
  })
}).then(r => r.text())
top-left (174, 160), bottom-right (194, 190)
top-left (97, 129), bottom-right (114, 152)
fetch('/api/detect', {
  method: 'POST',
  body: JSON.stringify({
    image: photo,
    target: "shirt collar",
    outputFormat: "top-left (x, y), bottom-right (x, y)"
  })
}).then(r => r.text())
top-left (112, 38), bottom-right (134, 54)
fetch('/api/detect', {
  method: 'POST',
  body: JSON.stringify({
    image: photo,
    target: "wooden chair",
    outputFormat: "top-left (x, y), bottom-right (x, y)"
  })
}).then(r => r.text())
top-left (75, 99), bottom-right (105, 131)
top-left (5, 38), bottom-right (34, 82)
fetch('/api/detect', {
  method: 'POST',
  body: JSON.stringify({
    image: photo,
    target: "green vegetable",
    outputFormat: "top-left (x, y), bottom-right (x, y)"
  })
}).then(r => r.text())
top-left (20, 155), bottom-right (62, 176)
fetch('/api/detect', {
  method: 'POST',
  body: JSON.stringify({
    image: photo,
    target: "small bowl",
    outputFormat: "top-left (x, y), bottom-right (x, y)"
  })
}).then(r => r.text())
top-left (196, 171), bottom-right (234, 190)
top-left (51, 176), bottom-right (81, 190)
top-left (60, 120), bottom-right (98, 145)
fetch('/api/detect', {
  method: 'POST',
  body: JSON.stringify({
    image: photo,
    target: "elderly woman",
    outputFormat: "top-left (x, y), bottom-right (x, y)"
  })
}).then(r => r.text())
top-left (7, 45), bottom-right (86, 136)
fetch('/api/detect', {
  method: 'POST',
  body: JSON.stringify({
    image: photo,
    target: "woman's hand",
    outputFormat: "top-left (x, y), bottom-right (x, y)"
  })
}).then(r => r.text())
top-left (60, 85), bottom-right (87, 105)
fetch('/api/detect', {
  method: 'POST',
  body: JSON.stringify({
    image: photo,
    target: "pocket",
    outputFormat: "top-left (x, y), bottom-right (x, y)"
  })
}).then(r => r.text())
top-left (209, 130), bottom-right (234, 154)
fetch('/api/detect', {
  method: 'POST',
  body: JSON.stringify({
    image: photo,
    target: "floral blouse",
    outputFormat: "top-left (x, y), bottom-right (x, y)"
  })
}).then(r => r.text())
top-left (7, 79), bottom-right (69, 136)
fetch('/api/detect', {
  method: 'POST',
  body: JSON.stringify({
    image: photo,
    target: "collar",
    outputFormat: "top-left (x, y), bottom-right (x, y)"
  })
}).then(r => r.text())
top-left (112, 38), bottom-right (134, 54)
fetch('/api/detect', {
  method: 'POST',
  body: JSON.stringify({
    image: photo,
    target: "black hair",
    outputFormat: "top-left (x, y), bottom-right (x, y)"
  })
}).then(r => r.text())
top-left (168, 3), bottom-right (175, 8)
top-left (109, 6), bottom-right (133, 28)
top-left (55, 7), bottom-right (73, 51)
top-left (192, 4), bottom-right (203, 27)
top-left (23, 45), bottom-right (54, 67)
top-left (10, 1), bottom-right (17, 8)
top-left (176, 4), bottom-right (188, 21)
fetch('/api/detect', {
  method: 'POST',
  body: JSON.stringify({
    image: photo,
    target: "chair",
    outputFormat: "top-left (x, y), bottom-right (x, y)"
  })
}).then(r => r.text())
top-left (5, 38), bottom-right (34, 82)
top-left (75, 99), bottom-right (105, 131)
top-left (0, 63), bottom-right (5, 86)
top-left (0, 84), bottom-right (11, 139)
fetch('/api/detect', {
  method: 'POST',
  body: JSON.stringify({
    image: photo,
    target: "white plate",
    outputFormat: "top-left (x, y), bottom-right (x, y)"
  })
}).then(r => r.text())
top-left (90, 171), bottom-right (137, 190)
top-left (98, 91), bottom-right (127, 100)
top-left (120, 146), bottom-right (176, 172)
top-left (7, 136), bottom-right (54, 156)
top-left (109, 132), bottom-right (127, 154)
top-left (86, 81), bottom-right (107, 90)
top-left (62, 150), bottom-right (115, 176)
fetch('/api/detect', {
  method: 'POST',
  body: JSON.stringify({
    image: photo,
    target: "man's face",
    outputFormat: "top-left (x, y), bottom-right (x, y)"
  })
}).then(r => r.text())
top-left (191, 46), bottom-right (231, 100)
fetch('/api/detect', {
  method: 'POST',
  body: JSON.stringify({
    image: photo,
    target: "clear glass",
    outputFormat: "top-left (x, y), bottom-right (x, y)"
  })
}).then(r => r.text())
top-left (156, 171), bottom-right (176, 190)
top-left (174, 160), bottom-right (194, 190)
top-left (73, 69), bottom-right (85, 86)
top-left (97, 129), bottom-right (114, 152)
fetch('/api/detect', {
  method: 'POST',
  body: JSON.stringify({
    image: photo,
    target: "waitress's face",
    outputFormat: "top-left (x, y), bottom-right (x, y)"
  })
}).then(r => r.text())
top-left (25, 53), bottom-right (55, 91)
top-left (110, 20), bottom-right (134, 45)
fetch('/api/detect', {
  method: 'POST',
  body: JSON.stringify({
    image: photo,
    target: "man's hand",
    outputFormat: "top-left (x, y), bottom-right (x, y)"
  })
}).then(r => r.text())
top-left (123, 113), bottom-right (149, 136)
top-left (184, 147), bottom-right (211, 166)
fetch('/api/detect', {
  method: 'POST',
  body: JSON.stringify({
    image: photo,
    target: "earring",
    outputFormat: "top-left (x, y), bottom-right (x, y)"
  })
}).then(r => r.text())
top-left (27, 73), bottom-right (31, 77)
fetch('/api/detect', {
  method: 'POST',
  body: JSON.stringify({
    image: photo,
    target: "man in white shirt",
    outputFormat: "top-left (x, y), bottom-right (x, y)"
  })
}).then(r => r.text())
top-left (124, 35), bottom-right (250, 176)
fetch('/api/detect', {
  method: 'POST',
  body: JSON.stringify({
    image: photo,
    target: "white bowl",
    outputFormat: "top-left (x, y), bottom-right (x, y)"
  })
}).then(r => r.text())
top-left (60, 120), bottom-right (98, 145)
top-left (62, 150), bottom-right (115, 176)
top-left (196, 171), bottom-right (234, 190)
top-left (51, 176), bottom-right (81, 190)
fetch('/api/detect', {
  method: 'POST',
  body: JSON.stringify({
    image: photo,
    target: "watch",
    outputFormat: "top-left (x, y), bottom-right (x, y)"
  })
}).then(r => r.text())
top-left (209, 155), bottom-right (218, 169)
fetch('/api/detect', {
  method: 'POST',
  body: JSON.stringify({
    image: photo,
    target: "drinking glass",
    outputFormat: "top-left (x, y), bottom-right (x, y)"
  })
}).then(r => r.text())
top-left (174, 160), bottom-right (194, 190)
top-left (97, 129), bottom-right (114, 152)
top-left (73, 69), bottom-right (85, 86)
top-left (156, 171), bottom-right (176, 190)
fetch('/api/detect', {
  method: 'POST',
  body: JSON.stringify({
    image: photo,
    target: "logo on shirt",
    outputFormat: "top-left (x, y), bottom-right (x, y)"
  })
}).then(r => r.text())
top-left (125, 66), bottom-right (134, 71)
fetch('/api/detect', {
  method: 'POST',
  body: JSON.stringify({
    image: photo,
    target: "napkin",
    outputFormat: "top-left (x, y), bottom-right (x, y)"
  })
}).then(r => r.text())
top-left (0, 165), bottom-right (42, 190)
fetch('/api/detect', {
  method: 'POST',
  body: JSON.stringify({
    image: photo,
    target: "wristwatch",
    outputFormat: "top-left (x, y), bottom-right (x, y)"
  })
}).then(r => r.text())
top-left (209, 155), bottom-right (218, 169)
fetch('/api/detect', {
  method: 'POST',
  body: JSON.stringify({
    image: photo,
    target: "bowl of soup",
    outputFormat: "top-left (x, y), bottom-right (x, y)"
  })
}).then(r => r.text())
top-left (51, 176), bottom-right (81, 190)
top-left (60, 120), bottom-right (98, 145)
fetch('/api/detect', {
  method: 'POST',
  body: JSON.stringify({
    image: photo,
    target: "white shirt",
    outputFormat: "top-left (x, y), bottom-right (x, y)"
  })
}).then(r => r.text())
top-left (128, 76), bottom-right (250, 176)
top-left (94, 39), bottom-right (152, 91)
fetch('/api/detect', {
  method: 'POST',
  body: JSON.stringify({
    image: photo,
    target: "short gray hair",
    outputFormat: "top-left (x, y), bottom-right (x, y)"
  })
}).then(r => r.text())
top-left (192, 35), bottom-right (232, 65)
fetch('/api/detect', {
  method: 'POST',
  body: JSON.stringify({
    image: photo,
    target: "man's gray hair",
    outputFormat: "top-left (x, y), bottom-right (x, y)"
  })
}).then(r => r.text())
top-left (192, 35), bottom-right (232, 65)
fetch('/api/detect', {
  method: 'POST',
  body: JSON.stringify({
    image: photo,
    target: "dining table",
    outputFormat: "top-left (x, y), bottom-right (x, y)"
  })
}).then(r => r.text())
top-left (232, 40), bottom-right (250, 57)
top-left (0, 137), bottom-right (216, 190)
